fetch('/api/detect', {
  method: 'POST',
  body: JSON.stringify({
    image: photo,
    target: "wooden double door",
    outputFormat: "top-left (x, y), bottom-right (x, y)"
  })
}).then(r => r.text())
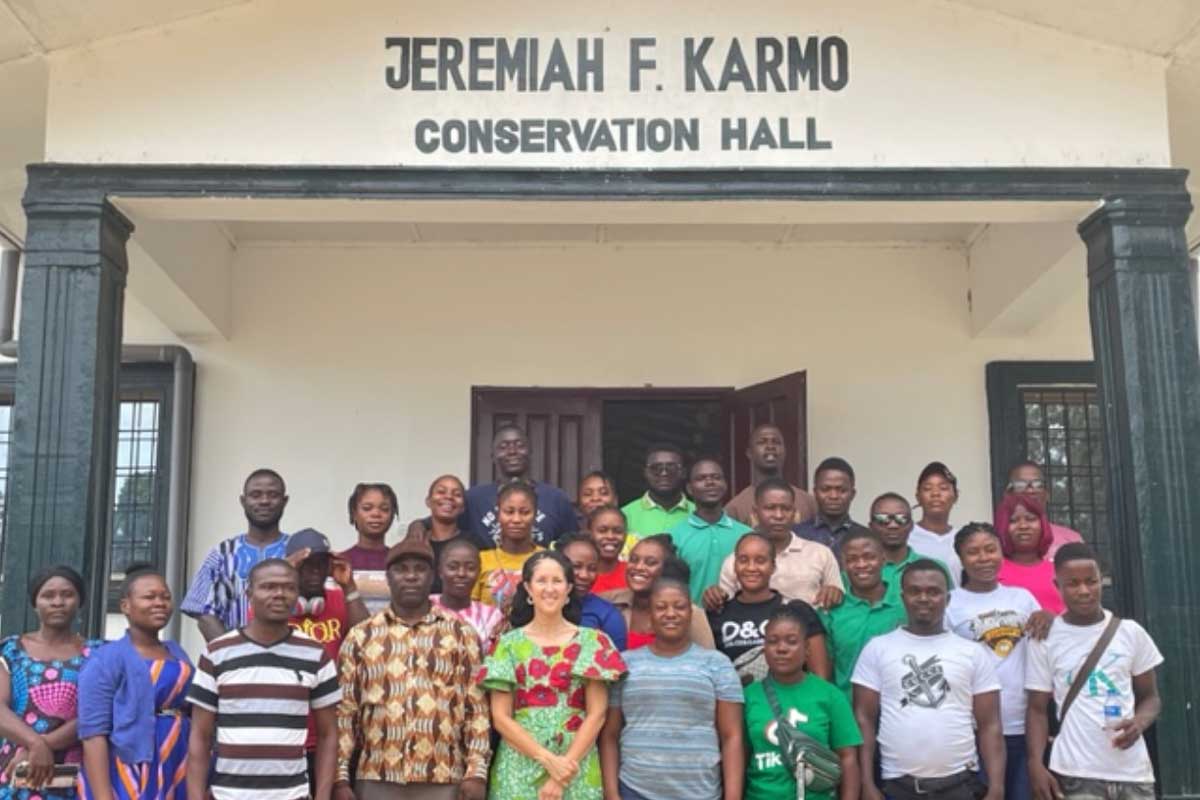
top-left (470, 371), bottom-right (808, 501)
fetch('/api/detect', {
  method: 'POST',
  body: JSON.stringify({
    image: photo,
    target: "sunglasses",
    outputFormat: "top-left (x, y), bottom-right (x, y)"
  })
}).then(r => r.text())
top-left (646, 463), bottom-right (683, 475)
top-left (1007, 479), bottom-right (1046, 492)
top-left (871, 513), bottom-right (911, 526)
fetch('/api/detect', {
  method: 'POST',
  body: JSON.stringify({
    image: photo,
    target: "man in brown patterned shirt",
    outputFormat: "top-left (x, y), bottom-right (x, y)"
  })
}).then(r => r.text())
top-left (333, 537), bottom-right (490, 800)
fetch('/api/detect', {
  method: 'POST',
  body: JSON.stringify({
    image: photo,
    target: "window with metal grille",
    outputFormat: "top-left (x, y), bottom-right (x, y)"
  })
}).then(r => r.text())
top-left (987, 361), bottom-right (1122, 607)
top-left (0, 364), bottom-right (174, 611)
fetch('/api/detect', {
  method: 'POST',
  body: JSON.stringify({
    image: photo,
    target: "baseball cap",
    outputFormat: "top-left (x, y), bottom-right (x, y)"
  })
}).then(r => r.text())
top-left (917, 461), bottom-right (958, 491)
top-left (386, 537), bottom-right (436, 568)
top-left (285, 528), bottom-right (332, 557)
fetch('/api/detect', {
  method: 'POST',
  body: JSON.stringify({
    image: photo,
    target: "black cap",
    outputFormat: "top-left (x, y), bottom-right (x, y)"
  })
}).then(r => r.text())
top-left (917, 461), bottom-right (958, 490)
top-left (285, 528), bottom-right (332, 557)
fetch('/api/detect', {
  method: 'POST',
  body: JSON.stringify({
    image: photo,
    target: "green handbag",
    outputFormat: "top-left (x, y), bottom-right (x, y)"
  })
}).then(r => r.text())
top-left (763, 678), bottom-right (843, 798)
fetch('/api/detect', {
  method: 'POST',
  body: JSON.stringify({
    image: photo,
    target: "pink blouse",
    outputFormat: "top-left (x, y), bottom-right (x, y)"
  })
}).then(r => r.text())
top-left (998, 558), bottom-right (1065, 614)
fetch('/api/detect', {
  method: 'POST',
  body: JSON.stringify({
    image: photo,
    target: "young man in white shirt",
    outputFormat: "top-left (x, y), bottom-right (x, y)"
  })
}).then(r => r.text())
top-left (1026, 543), bottom-right (1163, 800)
top-left (852, 559), bottom-right (1005, 800)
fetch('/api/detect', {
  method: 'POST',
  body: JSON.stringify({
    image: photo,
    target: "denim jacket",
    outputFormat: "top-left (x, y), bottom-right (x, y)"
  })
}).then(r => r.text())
top-left (77, 632), bottom-right (193, 765)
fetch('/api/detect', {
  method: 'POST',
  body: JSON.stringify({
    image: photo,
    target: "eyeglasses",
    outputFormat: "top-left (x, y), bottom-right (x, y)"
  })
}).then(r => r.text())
top-left (871, 513), bottom-right (911, 526)
top-left (1007, 479), bottom-right (1046, 492)
top-left (646, 463), bottom-right (683, 475)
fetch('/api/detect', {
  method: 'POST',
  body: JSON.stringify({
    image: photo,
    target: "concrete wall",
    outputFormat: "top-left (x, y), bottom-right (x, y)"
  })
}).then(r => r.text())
top-left (116, 239), bottom-right (1093, 646)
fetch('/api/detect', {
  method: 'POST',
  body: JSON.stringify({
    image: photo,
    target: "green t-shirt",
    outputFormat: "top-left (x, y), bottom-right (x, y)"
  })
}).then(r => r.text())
top-left (816, 583), bottom-right (908, 699)
top-left (621, 492), bottom-right (695, 538)
top-left (669, 512), bottom-right (752, 603)
top-left (743, 675), bottom-right (863, 800)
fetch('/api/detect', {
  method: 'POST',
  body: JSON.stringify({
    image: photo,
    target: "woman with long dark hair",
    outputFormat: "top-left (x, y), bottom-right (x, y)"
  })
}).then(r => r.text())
top-left (602, 535), bottom-right (714, 650)
top-left (78, 568), bottom-right (193, 800)
top-left (477, 550), bottom-right (626, 800)
top-left (0, 566), bottom-right (101, 800)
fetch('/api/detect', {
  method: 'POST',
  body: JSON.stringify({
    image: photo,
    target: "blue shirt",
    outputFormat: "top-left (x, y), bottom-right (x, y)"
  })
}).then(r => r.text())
top-left (460, 481), bottom-right (577, 549)
top-left (77, 632), bottom-right (193, 766)
top-left (610, 644), bottom-right (744, 800)
top-left (792, 514), bottom-right (870, 562)
top-left (580, 593), bottom-right (627, 651)
top-left (180, 533), bottom-right (290, 630)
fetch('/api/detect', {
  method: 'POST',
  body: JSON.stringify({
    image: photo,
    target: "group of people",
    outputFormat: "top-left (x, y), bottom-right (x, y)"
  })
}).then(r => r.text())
top-left (0, 423), bottom-right (1165, 800)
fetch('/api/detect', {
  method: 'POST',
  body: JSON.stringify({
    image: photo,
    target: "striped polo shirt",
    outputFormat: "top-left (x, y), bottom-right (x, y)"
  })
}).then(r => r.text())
top-left (187, 628), bottom-right (341, 800)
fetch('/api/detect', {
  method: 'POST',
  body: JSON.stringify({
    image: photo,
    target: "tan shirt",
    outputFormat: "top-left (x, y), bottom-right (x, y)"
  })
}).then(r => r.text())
top-left (601, 588), bottom-right (716, 649)
top-left (724, 483), bottom-right (818, 528)
top-left (718, 533), bottom-right (843, 604)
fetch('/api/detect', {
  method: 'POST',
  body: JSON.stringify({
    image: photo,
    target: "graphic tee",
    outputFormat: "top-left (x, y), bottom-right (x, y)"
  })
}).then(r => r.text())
top-left (743, 675), bottom-right (863, 800)
top-left (707, 593), bottom-right (824, 683)
top-left (1025, 611), bottom-right (1163, 783)
top-left (946, 585), bottom-right (1041, 734)
top-left (851, 629), bottom-right (999, 779)
top-left (472, 547), bottom-right (542, 608)
top-left (461, 482), bottom-right (576, 548)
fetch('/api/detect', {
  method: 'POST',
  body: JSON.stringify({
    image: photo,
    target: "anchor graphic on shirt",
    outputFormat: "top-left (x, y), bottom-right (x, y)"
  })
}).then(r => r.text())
top-left (900, 654), bottom-right (950, 709)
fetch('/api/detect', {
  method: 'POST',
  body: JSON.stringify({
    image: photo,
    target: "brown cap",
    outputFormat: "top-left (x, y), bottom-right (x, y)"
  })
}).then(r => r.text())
top-left (385, 537), bottom-right (436, 568)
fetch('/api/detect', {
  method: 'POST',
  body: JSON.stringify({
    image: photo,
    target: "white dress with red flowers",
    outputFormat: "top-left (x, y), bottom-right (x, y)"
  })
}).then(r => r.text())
top-left (477, 627), bottom-right (626, 799)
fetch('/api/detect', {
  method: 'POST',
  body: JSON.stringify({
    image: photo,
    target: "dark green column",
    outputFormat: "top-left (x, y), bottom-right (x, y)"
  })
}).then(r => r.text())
top-left (1079, 194), bottom-right (1200, 800)
top-left (1, 196), bottom-right (129, 637)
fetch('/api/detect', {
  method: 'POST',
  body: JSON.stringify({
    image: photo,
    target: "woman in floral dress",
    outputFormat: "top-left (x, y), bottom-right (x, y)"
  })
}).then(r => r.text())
top-left (478, 550), bottom-right (626, 800)
top-left (0, 566), bottom-right (101, 800)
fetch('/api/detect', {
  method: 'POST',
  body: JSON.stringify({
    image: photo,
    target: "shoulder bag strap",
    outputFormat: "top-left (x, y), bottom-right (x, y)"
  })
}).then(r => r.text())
top-left (1058, 614), bottom-right (1121, 722)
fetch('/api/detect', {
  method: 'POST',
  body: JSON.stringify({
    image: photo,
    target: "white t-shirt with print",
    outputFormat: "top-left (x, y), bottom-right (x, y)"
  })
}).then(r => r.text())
top-left (1025, 611), bottom-right (1163, 783)
top-left (852, 628), bottom-right (1000, 779)
top-left (908, 524), bottom-right (962, 588)
top-left (946, 585), bottom-right (1041, 735)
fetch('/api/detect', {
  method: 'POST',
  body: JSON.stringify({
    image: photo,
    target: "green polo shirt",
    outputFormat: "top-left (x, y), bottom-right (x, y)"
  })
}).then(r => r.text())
top-left (668, 511), bottom-right (752, 603)
top-left (881, 547), bottom-right (950, 602)
top-left (621, 492), bottom-right (695, 538)
top-left (816, 580), bottom-right (907, 699)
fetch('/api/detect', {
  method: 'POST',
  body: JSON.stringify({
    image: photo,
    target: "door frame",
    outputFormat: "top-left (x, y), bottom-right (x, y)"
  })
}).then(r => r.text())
top-left (470, 385), bottom-right (734, 486)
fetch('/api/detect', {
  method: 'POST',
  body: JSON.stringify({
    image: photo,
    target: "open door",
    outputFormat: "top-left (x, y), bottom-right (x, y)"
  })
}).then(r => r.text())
top-left (471, 389), bottom-right (602, 499)
top-left (724, 371), bottom-right (808, 494)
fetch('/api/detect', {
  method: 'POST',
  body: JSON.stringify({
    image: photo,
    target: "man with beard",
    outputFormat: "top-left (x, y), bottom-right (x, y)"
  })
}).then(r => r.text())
top-left (622, 443), bottom-right (694, 538)
top-left (461, 425), bottom-right (575, 548)
top-left (182, 468), bottom-right (291, 641)
top-left (669, 458), bottom-right (751, 603)
top-left (725, 423), bottom-right (817, 526)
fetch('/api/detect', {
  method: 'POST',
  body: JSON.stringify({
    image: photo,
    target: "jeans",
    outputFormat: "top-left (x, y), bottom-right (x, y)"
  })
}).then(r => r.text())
top-left (618, 780), bottom-right (655, 800)
top-left (1054, 774), bottom-right (1156, 800)
top-left (979, 734), bottom-right (1032, 800)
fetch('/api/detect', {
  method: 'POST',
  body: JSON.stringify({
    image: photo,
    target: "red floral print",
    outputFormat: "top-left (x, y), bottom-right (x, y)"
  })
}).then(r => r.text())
top-left (567, 685), bottom-right (586, 709)
top-left (525, 685), bottom-right (557, 707)
top-left (594, 645), bottom-right (626, 672)
top-left (565, 714), bottom-right (584, 732)
top-left (549, 661), bottom-right (572, 691)
top-left (528, 658), bottom-right (550, 679)
top-left (514, 662), bottom-right (526, 684)
top-left (563, 642), bottom-right (582, 661)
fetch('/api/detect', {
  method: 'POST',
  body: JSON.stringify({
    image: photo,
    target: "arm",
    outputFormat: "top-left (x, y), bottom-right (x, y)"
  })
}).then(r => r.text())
top-left (598, 707), bottom-right (624, 800)
top-left (490, 691), bottom-right (578, 786)
top-left (813, 552), bottom-right (846, 609)
top-left (81, 738), bottom-right (114, 800)
top-left (853, 685), bottom-right (884, 800)
top-left (805, 633), bottom-right (832, 680)
top-left (1111, 670), bottom-right (1161, 750)
top-left (460, 637), bottom-right (492, 795)
top-left (181, 552), bottom-right (229, 642)
top-left (186, 706), bottom-right (216, 800)
top-left (312, 705), bottom-right (337, 800)
top-left (194, 616), bottom-right (226, 642)
top-left (973, 691), bottom-right (1005, 800)
top-left (837, 746), bottom-right (861, 800)
top-left (334, 636), bottom-right (359, 788)
top-left (715, 700), bottom-right (744, 800)
top-left (689, 605), bottom-right (716, 649)
top-left (561, 680), bottom-right (608, 766)
top-left (0, 665), bottom-right (55, 787)
top-left (1025, 689), bottom-right (1062, 800)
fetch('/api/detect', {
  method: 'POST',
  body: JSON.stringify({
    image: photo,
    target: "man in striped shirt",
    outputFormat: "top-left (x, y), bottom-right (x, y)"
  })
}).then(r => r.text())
top-left (186, 558), bottom-right (341, 800)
